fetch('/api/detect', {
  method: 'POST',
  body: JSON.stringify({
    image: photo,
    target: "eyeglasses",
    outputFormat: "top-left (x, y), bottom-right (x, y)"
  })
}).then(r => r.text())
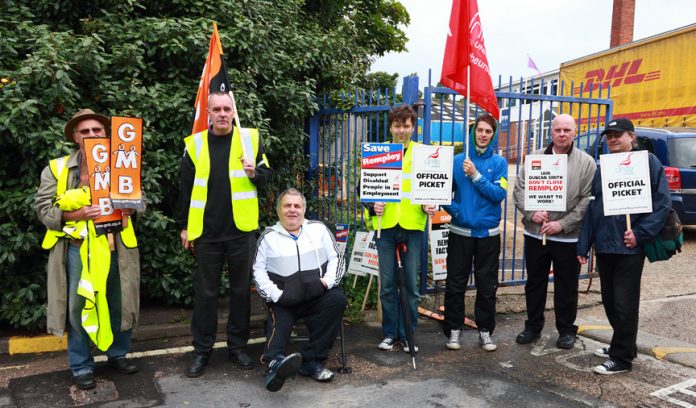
top-left (604, 133), bottom-right (626, 140)
top-left (74, 127), bottom-right (104, 135)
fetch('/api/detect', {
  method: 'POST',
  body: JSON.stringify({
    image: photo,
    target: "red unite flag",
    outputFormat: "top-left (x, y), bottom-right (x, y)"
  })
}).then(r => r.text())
top-left (191, 22), bottom-right (231, 134)
top-left (440, 0), bottom-right (499, 119)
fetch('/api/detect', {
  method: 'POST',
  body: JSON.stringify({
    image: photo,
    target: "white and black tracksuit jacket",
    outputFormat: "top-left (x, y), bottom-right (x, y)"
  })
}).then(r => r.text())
top-left (253, 220), bottom-right (345, 306)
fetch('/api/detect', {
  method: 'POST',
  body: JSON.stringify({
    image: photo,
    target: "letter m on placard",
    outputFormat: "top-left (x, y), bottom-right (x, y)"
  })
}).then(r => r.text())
top-left (94, 172), bottom-right (109, 191)
top-left (116, 151), bottom-right (137, 169)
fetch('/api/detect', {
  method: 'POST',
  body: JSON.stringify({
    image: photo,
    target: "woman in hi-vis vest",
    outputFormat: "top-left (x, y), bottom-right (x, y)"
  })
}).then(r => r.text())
top-left (364, 105), bottom-right (436, 353)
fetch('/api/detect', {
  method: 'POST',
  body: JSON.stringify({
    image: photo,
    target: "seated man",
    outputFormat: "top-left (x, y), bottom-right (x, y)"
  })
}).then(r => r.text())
top-left (253, 188), bottom-right (347, 392)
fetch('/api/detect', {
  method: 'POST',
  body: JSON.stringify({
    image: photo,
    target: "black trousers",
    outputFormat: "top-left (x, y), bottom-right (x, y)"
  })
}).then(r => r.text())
top-left (263, 288), bottom-right (347, 364)
top-left (523, 236), bottom-right (580, 336)
top-left (191, 233), bottom-right (255, 354)
top-left (596, 253), bottom-right (644, 368)
top-left (444, 234), bottom-right (500, 334)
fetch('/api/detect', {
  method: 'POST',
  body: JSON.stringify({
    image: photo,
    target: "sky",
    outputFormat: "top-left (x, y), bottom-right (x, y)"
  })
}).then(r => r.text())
top-left (371, 0), bottom-right (696, 88)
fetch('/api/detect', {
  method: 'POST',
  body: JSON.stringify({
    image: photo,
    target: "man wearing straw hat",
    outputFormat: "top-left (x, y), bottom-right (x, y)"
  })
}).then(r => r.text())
top-left (178, 91), bottom-right (272, 377)
top-left (512, 113), bottom-right (595, 350)
top-left (35, 109), bottom-right (140, 390)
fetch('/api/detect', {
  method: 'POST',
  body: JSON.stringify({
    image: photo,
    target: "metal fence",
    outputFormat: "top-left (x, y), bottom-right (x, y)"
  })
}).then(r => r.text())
top-left (308, 73), bottom-right (613, 294)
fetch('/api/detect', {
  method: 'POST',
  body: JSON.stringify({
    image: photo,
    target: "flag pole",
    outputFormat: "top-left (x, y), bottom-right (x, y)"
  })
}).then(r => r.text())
top-left (465, 65), bottom-right (471, 159)
top-left (228, 89), bottom-right (249, 161)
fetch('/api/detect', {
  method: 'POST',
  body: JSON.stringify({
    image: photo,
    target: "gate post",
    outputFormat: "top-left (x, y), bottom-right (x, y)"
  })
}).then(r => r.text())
top-left (402, 75), bottom-right (419, 106)
top-left (307, 114), bottom-right (319, 182)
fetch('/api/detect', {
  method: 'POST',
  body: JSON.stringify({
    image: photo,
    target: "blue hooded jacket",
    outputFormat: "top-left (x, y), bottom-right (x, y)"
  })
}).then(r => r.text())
top-left (441, 124), bottom-right (508, 237)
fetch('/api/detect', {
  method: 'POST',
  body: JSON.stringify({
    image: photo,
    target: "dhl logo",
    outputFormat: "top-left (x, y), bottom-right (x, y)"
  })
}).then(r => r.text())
top-left (573, 59), bottom-right (660, 95)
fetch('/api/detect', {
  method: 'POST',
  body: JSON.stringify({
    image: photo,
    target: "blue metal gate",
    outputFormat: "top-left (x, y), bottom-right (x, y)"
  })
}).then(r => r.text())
top-left (308, 73), bottom-right (613, 294)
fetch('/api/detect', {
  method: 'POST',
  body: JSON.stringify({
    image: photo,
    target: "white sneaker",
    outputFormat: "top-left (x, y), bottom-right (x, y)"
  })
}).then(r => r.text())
top-left (402, 340), bottom-right (419, 353)
top-left (378, 337), bottom-right (398, 350)
top-left (594, 347), bottom-right (610, 358)
top-left (446, 329), bottom-right (461, 350)
top-left (479, 330), bottom-right (497, 352)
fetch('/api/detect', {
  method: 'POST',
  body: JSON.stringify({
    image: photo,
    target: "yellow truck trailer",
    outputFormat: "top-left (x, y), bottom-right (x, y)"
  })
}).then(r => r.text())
top-left (560, 23), bottom-right (696, 131)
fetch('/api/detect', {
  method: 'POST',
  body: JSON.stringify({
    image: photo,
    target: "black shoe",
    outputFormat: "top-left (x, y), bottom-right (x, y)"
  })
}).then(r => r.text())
top-left (186, 354), bottom-right (209, 378)
top-left (516, 329), bottom-right (541, 344)
top-left (556, 334), bottom-right (576, 349)
top-left (594, 358), bottom-right (630, 375)
top-left (229, 349), bottom-right (254, 370)
top-left (298, 360), bottom-right (335, 382)
top-left (265, 353), bottom-right (302, 392)
top-left (108, 358), bottom-right (138, 374)
top-left (73, 372), bottom-right (96, 390)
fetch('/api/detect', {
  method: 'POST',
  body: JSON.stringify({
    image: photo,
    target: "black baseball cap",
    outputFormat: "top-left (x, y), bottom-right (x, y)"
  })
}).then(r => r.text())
top-left (601, 118), bottom-right (634, 136)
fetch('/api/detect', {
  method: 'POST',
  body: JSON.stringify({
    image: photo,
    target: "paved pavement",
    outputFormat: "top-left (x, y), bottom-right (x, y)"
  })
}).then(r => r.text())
top-left (1, 227), bottom-right (694, 406)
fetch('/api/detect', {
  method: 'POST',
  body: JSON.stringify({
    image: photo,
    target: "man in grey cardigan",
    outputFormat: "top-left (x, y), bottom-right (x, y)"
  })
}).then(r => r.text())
top-left (512, 114), bottom-right (596, 349)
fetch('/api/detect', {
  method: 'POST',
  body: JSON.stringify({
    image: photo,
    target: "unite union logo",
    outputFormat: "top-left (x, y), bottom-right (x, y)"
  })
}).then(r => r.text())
top-left (614, 153), bottom-right (635, 175)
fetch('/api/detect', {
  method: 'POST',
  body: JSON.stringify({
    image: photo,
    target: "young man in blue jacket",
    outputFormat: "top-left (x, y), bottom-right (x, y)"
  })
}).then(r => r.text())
top-left (577, 118), bottom-right (671, 375)
top-left (442, 114), bottom-right (508, 351)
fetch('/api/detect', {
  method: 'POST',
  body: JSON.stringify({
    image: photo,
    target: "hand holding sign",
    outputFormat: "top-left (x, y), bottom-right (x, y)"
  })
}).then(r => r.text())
top-left (360, 143), bottom-right (403, 238)
top-left (524, 155), bottom-right (568, 245)
top-left (599, 150), bottom-right (652, 231)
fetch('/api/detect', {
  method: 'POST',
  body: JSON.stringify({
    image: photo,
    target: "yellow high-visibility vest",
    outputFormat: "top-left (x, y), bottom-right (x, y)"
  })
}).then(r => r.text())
top-left (41, 156), bottom-right (136, 249)
top-left (365, 142), bottom-right (427, 231)
top-left (184, 128), bottom-right (262, 240)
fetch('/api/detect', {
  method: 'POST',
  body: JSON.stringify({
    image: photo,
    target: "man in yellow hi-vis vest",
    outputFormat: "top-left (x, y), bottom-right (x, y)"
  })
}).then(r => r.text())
top-left (178, 91), bottom-right (272, 377)
top-left (363, 105), bottom-right (436, 353)
top-left (35, 109), bottom-right (141, 391)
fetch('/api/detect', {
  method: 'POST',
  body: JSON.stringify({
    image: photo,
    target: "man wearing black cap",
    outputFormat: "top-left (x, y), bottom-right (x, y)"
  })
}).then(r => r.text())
top-left (35, 109), bottom-right (140, 390)
top-left (577, 118), bottom-right (671, 374)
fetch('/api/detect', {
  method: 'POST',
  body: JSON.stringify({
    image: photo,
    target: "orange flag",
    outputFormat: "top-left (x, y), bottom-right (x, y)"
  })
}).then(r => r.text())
top-left (191, 22), bottom-right (231, 134)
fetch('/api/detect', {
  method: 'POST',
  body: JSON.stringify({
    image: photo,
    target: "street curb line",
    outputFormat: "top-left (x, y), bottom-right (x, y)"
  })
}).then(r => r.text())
top-left (577, 325), bottom-right (612, 334)
top-left (1, 314), bottom-right (267, 356)
top-left (652, 347), bottom-right (696, 360)
top-left (8, 335), bottom-right (67, 355)
top-left (579, 327), bottom-right (696, 369)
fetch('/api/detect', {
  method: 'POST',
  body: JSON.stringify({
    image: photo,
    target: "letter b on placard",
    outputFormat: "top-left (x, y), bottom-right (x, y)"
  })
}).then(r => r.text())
top-left (119, 176), bottom-right (133, 194)
top-left (98, 197), bottom-right (114, 215)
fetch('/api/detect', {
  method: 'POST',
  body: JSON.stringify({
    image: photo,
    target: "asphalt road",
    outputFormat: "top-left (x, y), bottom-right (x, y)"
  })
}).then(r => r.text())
top-left (1, 229), bottom-right (693, 407)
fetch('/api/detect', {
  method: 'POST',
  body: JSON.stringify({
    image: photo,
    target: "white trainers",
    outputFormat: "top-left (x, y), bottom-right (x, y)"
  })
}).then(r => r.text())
top-left (479, 330), bottom-right (497, 352)
top-left (446, 329), bottom-right (461, 350)
top-left (594, 347), bottom-right (610, 358)
top-left (402, 340), bottom-right (419, 353)
top-left (378, 337), bottom-right (398, 350)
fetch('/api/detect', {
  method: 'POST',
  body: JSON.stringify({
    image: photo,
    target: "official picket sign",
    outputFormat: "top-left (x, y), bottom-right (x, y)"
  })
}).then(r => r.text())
top-left (335, 223), bottom-right (350, 257)
top-left (411, 144), bottom-right (454, 205)
top-left (429, 211), bottom-right (452, 281)
top-left (110, 116), bottom-right (144, 210)
top-left (83, 138), bottom-right (123, 235)
top-left (360, 143), bottom-right (403, 202)
top-left (600, 150), bottom-right (652, 216)
top-left (524, 154), bottom-right (568, 212)
top-left (347, 231), bottom-right (379, 277)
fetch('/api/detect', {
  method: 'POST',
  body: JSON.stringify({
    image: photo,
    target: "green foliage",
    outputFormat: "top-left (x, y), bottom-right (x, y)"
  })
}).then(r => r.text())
top-left (0, 0), bottom-right (408, 328)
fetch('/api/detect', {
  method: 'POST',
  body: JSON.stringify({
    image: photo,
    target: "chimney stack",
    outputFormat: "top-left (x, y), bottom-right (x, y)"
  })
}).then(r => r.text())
top-left (610, 0), bottom-right (635, 48)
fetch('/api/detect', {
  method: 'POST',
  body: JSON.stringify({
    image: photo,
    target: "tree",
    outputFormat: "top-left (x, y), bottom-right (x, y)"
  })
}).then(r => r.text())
top-left (0, 0), bottom-right (408, 328)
